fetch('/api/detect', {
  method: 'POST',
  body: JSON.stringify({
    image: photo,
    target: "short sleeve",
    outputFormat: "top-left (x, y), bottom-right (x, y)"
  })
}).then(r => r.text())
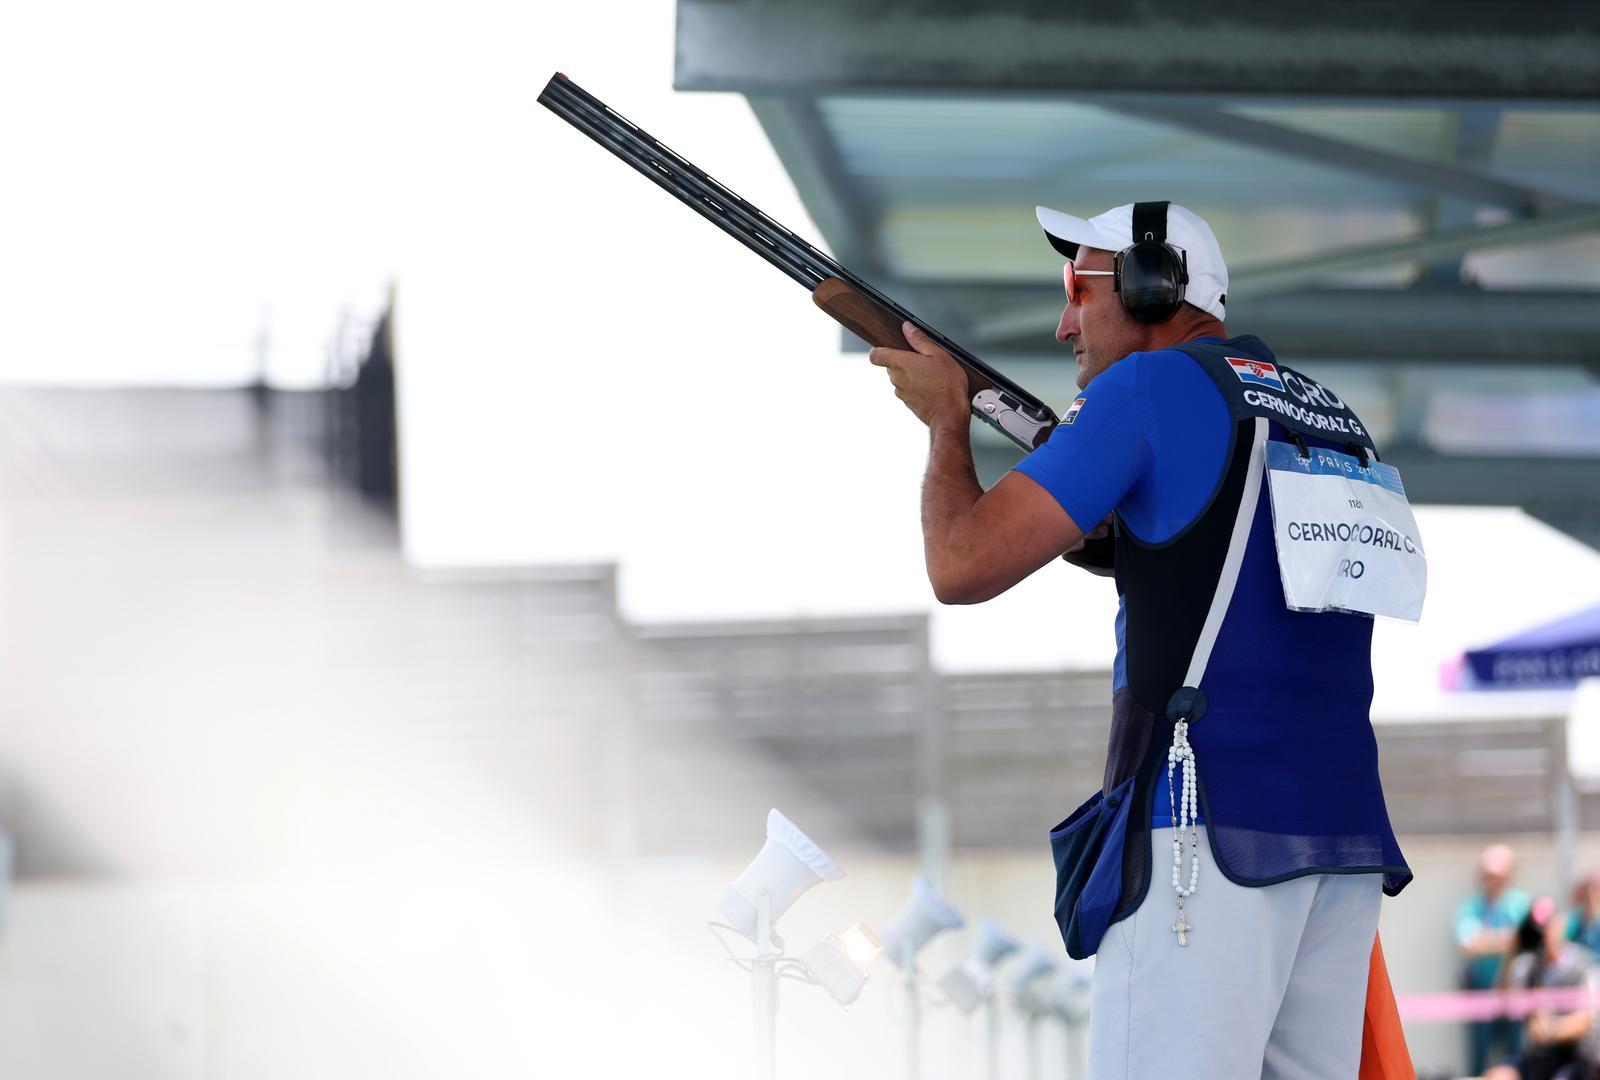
top-left (1011, 355), bottom-right (1149, 531)
top-left (1454, 898), bottom-right (1483, 946)
top-left (1507, 890), bottom-right (1533, 925)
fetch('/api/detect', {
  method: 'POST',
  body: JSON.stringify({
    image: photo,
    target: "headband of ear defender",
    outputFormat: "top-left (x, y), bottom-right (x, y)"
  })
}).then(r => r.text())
top-left (1036, 201), bottom-right (1228, 321)
top-left (1115, 201), bottom-right (1190, 324)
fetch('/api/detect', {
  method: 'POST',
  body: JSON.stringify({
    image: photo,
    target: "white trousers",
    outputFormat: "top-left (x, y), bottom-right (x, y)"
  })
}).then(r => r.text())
top-left (1088, 825), bottom-right (1383, 1080)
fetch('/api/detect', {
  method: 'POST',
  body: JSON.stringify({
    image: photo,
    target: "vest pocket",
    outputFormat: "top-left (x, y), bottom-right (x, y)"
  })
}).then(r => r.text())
top-left (1049, 772), bottom-right (1137, 960)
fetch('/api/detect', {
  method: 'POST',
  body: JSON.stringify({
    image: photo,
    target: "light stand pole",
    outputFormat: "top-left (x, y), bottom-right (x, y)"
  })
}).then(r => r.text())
top-left (901, 940), bottom-right (921, 1080)
top-left (1049, 972), bottom-right (1092, 1080)
top-left (1023, 1006), bottom-right (1044, 1080)
top-left (1065, 1015), bottom-right (1086, 1080)
top-left (984, 990), bottom-right (1002, 1080)
top-left (714, 809), bottom-right (862, 1080)
top-left (881, 875), bottom-right (966, 1080)
top-left (753, 889), bottom-right (777, 1080)
top-left (935, 921), bottom-right (1019, 1080)
top-left (1008, 950), bottom-right (1058, 1080)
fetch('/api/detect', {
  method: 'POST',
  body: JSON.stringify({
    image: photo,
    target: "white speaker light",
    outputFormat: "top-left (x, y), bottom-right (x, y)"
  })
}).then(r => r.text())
top-left (801, 921), bottom-right (885, 1007)
top-left (1010, 945), bottom-right (1058, 995)
top-left (838, 921), bottom-right (884, 971)
top-left (1048, 967), bottom-right (1095, 1024)
top-left (881, 874), bottom-right (965, 968)
top-left (938, 918), bottom-right (1021, 1015)
top-left (715, 808), bottom-right (844, 946)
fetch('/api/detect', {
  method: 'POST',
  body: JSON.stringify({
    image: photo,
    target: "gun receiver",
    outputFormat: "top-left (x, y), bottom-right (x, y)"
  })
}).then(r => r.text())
top-left (537, 72), bottom-right (1059, 452)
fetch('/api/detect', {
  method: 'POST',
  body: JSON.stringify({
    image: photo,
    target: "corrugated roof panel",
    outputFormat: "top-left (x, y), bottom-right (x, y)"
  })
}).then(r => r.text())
top-left (818, 96), bottom-right (1439, 281)
top-left (1467, 231), bottom-right (1600, 288)
top-left (1232, 106), bottom-right (1457, 160)
top-left (879, 200), bottom-right (1421, 283)
top-left (1494, 112), bottom-right (1600, 200)
top-left (819, 96), bottom-right (1431, 208)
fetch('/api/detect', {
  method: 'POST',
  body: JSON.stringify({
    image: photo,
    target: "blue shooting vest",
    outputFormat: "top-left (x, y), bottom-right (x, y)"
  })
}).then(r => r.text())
top-left (1050, 335), bottom-right (1411, 960)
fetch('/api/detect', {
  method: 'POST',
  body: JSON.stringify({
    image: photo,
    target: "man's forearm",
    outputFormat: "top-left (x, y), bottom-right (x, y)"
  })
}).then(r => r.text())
top-left (1552, 1009), bottom-right (1592, 1043)
top-left (1463, 927), bottom-right (1511, 957)
top-left (921, 415), bottom-right (984, 602)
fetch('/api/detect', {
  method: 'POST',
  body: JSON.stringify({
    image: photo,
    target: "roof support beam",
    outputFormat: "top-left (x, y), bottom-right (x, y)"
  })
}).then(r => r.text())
top-left (1380, 450), bottom-right (1600, 509)
top-left (745, 96), bottom-right (889, 276)
top-left (898, 284), bottom-right (1600, 365)
top-left (966, 206), bottom-right (1600, 344)
top-left (1226, 208), bottom-right (1600, 298)
top-left (1420, 106), bottom-right (1508, 283)
top-left (1225, 288), bottom-right (1600, 365)
top-left (1102, 102), bottom-right (1561, 214)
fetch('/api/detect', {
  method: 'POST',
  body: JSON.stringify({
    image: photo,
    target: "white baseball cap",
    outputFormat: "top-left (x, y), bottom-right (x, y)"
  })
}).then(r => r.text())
top-left (1036, 202), bottom-right (1228, 321)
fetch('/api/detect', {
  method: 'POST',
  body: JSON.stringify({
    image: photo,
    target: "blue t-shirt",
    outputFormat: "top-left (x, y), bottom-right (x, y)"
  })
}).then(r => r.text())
top-left (1012, 343), bottom-right (1232, 828)
top-left (1456, 889), bottom-right (1533, 989)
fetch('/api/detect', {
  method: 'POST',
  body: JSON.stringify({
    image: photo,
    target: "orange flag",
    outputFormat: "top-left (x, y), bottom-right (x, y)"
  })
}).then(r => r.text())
top-left (1359, 932), bottom-right (1415, 1080)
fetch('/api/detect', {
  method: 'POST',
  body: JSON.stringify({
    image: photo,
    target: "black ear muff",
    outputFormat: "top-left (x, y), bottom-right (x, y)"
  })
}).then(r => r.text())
top-left (1116, 244), bottom-right (1187, 323)
top-left (1114, 201), bottom-right (1189, 324)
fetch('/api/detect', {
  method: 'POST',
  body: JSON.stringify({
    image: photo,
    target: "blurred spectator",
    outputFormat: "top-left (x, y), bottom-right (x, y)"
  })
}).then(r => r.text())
top-left (1569, 871), bottom-right (1600, 955)
top-left (1483, 898), bottom-right (1600, 1080)
top-left (1459, 843), bottom-right (1534, 1075)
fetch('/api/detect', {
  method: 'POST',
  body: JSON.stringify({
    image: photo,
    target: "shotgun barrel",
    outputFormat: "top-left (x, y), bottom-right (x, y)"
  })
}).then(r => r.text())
top-left (537, 72), bottom-right (1059, 451)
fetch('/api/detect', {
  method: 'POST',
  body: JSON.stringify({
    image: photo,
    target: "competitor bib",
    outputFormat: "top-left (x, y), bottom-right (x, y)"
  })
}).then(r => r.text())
top-left (1263, 442), bottom-right (1427, 622)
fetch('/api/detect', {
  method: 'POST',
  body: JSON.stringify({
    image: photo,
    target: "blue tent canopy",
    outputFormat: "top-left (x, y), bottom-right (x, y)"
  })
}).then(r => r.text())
top-left (1463, 603), bottom-right (1600, 690)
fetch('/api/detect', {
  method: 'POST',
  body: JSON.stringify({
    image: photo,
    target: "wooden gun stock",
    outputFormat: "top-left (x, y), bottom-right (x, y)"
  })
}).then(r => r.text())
top-left (812, 278), bottom-right (998, 406)
top-left (812, 277), bottom-right (1002, 405)
top-left (817, 275), bottom-right (1106, 570)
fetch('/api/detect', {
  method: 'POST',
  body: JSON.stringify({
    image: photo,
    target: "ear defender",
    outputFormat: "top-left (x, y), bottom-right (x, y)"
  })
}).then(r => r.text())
top-left (1115, 201), bottom-right (1189, 324)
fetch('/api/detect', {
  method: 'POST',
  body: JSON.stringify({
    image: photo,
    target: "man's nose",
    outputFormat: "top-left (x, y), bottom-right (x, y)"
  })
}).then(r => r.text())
top-left (1056, 304), bottom-right (1078, 344)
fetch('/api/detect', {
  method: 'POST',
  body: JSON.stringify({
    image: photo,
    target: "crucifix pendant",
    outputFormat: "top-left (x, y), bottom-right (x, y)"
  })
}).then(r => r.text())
top-left (1172, 903), bottom-right (1192, 946)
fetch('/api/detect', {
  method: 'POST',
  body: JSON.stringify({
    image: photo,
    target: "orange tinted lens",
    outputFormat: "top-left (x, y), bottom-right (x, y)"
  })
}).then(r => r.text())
top-left (1063, 262), bottom-right (1076, 302)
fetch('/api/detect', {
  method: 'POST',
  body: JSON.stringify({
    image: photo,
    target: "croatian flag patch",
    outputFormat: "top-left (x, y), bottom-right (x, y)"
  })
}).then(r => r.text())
top-left (1062, 396), bottom-right (1087, 425)
top-left (1227, 356), bottom-right (1284, 391)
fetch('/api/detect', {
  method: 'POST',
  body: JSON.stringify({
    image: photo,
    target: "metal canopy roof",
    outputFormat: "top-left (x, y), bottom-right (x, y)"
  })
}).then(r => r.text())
top-left (675, 0), bottom-right (1600, 101)
top-left (675, 0), bottom-right (1600, 542)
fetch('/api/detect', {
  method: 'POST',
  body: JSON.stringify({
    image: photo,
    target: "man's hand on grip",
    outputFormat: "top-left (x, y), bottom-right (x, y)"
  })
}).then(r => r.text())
top-left (868, 321), bottom-right (970, 430)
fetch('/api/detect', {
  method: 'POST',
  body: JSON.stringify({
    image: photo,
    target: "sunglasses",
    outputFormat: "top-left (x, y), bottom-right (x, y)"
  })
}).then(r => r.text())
top-left (1063, 261), bottom-right (1116, 304)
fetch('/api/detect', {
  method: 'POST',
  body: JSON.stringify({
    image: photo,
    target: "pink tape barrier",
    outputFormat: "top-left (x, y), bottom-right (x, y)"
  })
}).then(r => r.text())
top-left (1397, 987), bottom-right (1597, 1023)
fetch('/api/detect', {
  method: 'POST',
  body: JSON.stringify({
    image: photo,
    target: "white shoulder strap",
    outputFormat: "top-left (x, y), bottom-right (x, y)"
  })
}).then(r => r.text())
top-left (1166, 418), bottom-right (1268, 947)
top-left (1182, 418), bottom-right (1269, 689)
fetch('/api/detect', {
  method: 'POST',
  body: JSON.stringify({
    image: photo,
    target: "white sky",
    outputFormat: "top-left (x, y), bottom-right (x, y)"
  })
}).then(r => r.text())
top-left (3, 0), bottom-right (1597, 700)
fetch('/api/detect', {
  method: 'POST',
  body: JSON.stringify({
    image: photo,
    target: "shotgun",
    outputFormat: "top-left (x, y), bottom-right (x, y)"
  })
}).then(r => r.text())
top-left (537, 72), bottom-right (1059, 452)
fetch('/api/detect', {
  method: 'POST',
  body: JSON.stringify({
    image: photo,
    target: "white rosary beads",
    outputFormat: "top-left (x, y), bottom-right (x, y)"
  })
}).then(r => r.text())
top-left (1168, 718), bottom-right (1200, 946)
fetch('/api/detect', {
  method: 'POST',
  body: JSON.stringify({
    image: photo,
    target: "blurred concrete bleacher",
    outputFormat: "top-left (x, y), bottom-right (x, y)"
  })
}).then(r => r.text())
top-left (633, 615), bottom-right (933, 853)
top-left (1382, 718), bottom-right (1573, 836)
top-left (632, 619), bottom-right (1112, 854)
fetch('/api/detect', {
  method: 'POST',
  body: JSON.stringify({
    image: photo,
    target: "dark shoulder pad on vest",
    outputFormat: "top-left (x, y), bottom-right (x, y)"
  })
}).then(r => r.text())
top-left (1171, 336), bottom-right (1377, 453)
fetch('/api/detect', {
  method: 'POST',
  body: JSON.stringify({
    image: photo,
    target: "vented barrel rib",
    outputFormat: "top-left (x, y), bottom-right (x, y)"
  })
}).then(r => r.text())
top-left (538, 72), bottom-right (1059, 451)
